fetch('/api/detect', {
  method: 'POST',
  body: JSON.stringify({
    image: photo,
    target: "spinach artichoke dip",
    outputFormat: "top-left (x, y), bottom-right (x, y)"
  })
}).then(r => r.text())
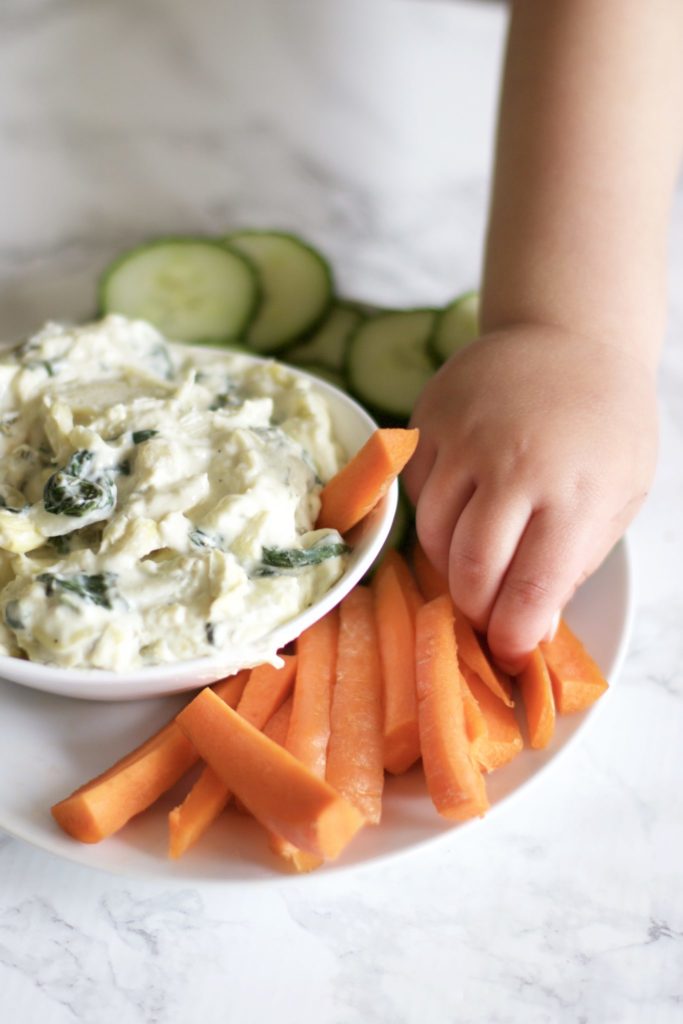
top-left (0, 316), bottom-right (349, 671)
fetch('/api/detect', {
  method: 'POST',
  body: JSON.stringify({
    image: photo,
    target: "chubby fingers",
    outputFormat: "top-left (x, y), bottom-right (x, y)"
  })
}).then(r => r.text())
top-left (409, 452), bottom-right (476, 577)
top-left (486, 507), bottom-right (599, 672)
top-left (401, 431), bottom-right (436, 510)
top-left (446, 485), bottom-right (532, 632)
top-left (409, 448), bottom-right (616, 672)
top-left (414, 473), bottom-right (609, 671)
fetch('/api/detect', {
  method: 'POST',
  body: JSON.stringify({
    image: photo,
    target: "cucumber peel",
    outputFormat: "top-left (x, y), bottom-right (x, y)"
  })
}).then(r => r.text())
top-left (430, 291), bottom-right (480, 364)
top-left (99, 237), bottom-right (259, 345)
top-left (225, 231), bottom-right (333, 353)
top-left (286, 301), bottom-right (364, 371)
top-left (346, 309), bottom-right (438, 420)
top-left (294, 363), bottom-right (347, 391)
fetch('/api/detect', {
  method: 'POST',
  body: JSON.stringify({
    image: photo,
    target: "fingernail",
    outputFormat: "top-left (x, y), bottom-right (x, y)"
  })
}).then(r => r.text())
top-left (543, 610), bottom-right (561, 644)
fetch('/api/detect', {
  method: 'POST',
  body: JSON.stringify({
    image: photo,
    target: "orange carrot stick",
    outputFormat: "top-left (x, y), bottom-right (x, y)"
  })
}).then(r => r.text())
top-left (517, 648), bottom-right (556, 749)
top-left (51, 671), bottom-right (249, 844)
top-left (233, 696), bottom-right (296, 819)
top-left (453, 610), bottom-right (514, 708)
top-left (286, 610), bottom-right (339, 778)
top-left (379, 548), bottom-right (424, 622)
top-left (167, 762), bottom-right (232, 860)
top-left (540, 619), bottom-right (609, 713)
top-left (461, 665), bottom-right (523, 772)
top-left (326, 586), bottom-right (385, 823)
top-left (235, 656), bottom-right (299, 727)
top-left (415, 595), bottom-right (489, 820)
top-left (168, 656), bottom-right (297, 859)
top-left (411, 539), bottom-right (515, 709)
top-left (461, 673), bottom-right (487, 750)
top-left (411, 544), bottom-right (514, 708)
top-left (268, 614), bottom-right (338, 872)
top-left (262, 694), bottom-right (293, 745)
top-left (269, 838), bottom-right (325, 874)
top-left (175, 689), bottom-right (365, 861)
top-left (372, 556), bottom-right (422, 774)
top-left (317, 428), bottom-right (419, 534)
top-left (266, 696), bottom-right (325, 873)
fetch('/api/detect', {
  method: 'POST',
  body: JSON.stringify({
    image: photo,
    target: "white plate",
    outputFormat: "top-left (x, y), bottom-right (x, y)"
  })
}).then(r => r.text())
top-left (0, 354), bottom-right (396, 700)
top-left (0, 538), bottom-right (633, 882)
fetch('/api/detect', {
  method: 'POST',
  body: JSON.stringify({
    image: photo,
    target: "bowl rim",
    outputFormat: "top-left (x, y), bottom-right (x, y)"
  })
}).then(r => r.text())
top-left (0, 351), bottom-right (395, 699)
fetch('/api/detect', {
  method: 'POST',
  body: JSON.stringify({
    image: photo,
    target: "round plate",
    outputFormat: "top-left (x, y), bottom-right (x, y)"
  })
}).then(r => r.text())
top-left (0, 354), bottom-right (396, 700)
top-left (0, 538), bottom-right (633, 882)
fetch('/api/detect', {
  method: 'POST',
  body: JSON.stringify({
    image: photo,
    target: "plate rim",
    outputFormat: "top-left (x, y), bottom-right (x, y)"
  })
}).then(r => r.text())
top-left (0, 536), bottom-right (635, 884)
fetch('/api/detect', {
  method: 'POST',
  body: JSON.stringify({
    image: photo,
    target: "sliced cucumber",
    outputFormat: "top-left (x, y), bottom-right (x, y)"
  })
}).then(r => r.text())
top-left (346, 309), bottom-right (438, 420)
top-left (225, 231), bottom-right (333, 353)
top-left (286, 301), bottom-right (364, 371)
top-left (296, 363), bottom-right (347, 391)
top-left (99, 238), bottom-right (259, 345)
top-left (430, 291), bottom-right (480, 364)
top-left (191, 338), bottom-right (251, 355)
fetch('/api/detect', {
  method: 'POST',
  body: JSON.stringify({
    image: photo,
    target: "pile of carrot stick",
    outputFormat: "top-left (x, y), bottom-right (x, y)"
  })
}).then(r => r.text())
top-left (50, 429), bottom-right (609, 872)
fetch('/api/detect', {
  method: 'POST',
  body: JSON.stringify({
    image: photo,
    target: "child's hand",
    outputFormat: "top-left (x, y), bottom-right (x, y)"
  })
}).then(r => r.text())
top-left (402, 324), bottom-right (658, 671)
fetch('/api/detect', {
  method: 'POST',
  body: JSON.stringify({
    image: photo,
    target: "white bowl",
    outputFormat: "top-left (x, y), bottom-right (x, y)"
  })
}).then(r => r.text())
top-left (0, 362), bottom-right (397, 701)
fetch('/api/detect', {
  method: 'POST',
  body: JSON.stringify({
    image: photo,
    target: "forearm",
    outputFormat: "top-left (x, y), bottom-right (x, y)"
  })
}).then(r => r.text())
top-left (481, 0), bottom-right (683, 371)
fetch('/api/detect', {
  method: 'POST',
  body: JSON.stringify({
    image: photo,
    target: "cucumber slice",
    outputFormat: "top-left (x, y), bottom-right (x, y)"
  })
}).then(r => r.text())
top-left (286, 302), bottom-right (364, 371)
top-left (346, 309), bottom-right (438, 420)
top-left (431, 291), bottom-right (480, 364)
top-left (99, 238), bottom-right (259, 345)
top-left (296, 363), bottom-right (347, 391)
top-left (225, 231), bottom-right (333, 353)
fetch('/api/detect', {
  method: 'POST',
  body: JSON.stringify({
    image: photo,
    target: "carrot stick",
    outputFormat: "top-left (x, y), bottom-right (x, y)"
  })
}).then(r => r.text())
top-left (540, 618), bottom-right (609, 713)
top-left (372, 556), bottom-right (422, 774)
top-left (268, 613), bottom-right (338, 872)
top-left (262, 694), bottom-right (293, 746)
top-left (453, 610), bottom-right (515, 708)
top-left (266, 696), bottom-right (325, 873)
top-left (233, 696), bottom-right (296, 820)
top-left (167, 763), bottom-right (232, 860)
top-left (168, 656), bottom-right (297, 859)
top-left (268, 833), bottom-right (324, 873)
top-left (326, 586), bottom-right (385, 823)
top-left (461, 665), bottom-right (523, 772)
top-left (517, 648), bottom-right (556, 748)
top-left (175, 689), bottom-right (365, 861)
top-left (411, 544), bottom-right (514, 709)
top-left (461, 673), bottom-right (488, 750)
top-left (51, 671), bottom-right (249, 844)
top-left (415, 595), bottom-right (489, 821)
top-left (411, 540), bottom-right (449, 601)
top-left (246, 694), bottom-right (293, 816)
top-left (286, 610), bottom-right (339, 778)
top-left (317, 428), bottom-right (419, 534)
top-left (234, 656), bottom-right (298, 727)
top-left (379, 548), bottom-right (424, 622)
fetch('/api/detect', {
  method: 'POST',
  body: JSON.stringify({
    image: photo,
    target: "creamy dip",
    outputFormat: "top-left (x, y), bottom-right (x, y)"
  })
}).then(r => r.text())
top-left (0, 316), bottom-right (348, 670)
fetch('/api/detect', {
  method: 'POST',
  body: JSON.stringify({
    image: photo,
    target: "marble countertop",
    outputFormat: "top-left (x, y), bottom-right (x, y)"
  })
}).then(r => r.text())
top-left (0, 1), bottom-right (681, 1021)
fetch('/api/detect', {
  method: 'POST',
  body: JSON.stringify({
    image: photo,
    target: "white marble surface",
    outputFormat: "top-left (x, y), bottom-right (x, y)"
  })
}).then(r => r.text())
top-left (0, 1), bottom-right (682, 1021)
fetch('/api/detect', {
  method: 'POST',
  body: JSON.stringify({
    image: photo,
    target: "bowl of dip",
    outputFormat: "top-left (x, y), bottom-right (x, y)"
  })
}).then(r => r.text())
top-left (0, 316), bottom-right (397, 700)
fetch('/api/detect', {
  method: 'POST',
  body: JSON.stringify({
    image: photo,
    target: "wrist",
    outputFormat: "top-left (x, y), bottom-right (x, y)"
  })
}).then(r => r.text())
top-left (476, 314), bottom-right (662, 382)
top-left (479, 294), bottom-right (663, 378)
